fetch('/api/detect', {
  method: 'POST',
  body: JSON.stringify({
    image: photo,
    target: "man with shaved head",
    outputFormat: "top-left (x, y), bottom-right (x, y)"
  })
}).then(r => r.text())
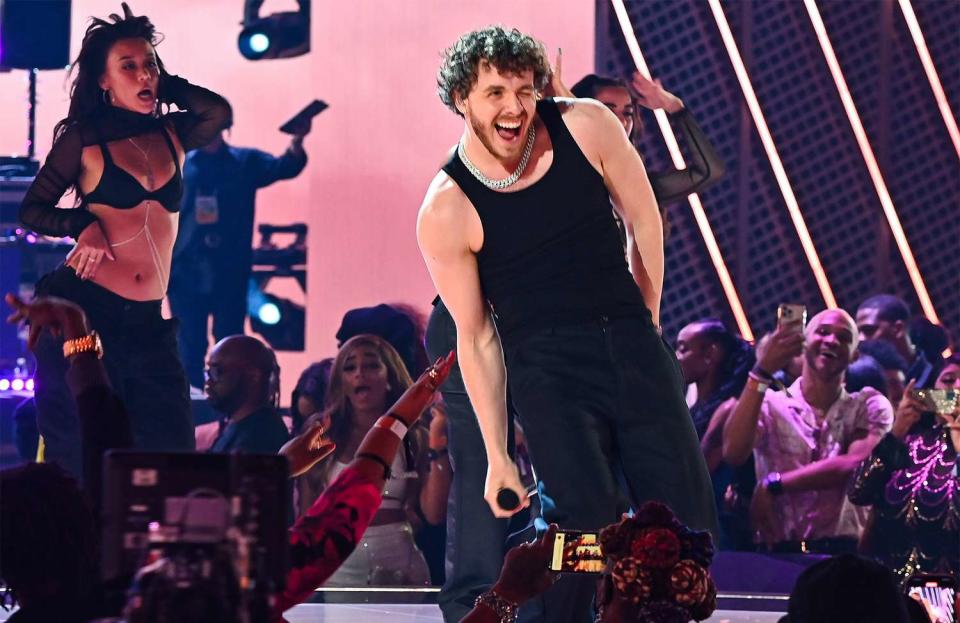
top-left (205, 335), bottom-right (289, 454)
top-left (722, 309), bottom-right (893, 554)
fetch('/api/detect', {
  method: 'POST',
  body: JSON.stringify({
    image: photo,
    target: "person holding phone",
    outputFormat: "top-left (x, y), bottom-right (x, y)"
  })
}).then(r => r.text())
top-left (849, 354), bottom-right (960, 582)
top-left (722, 309), bottom-right (893, 553)
top-left (18, 3), bottom-right (232, 480)
top-left (167, 105), bottom-right (312, 389)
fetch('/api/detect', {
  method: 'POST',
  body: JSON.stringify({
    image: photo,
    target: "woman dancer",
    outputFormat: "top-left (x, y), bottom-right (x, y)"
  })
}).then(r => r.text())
top-left (19, 3), bottom-right (231, 479)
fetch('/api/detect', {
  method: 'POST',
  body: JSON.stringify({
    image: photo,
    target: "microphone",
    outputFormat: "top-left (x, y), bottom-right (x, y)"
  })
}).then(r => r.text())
top-left (496, 488), bottom-right (521, 512)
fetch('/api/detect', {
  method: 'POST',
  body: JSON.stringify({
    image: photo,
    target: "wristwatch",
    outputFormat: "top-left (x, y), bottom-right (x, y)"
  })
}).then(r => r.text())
top-left (764, 471), bottom-right (784, 496)
top-left (63, 331), bottom-right (103, 359)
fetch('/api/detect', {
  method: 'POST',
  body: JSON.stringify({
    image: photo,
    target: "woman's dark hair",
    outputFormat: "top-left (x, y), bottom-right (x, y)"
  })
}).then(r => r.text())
top-left (437, 26), bottom-right (551, 116)
top-left (289, 358), bottom-right (334, 434)
top-left (570, 73), bottom-right (645, 140)
top-left (0, 463), bottom-right (97, 609)
top-left (688, 318), bottom-right (755, 437)
top-left (53, 2), bottom-right (167, 144)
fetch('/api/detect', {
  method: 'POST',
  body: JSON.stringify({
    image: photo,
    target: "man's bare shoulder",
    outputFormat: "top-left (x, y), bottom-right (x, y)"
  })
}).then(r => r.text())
top-left (420, 170), bottom-right (468, 220)
top-left (553, 96), bottom-right (617, 128)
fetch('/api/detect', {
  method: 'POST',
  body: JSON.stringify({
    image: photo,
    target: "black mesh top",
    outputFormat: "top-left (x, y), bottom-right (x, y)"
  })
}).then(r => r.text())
top-left (648, 108), bottom-right (725, 205)
top-left (19, 75), bottom-right (231, 239)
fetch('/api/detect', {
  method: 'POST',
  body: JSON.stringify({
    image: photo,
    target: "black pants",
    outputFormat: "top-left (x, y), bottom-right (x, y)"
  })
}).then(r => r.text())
top-left (33, 266), bottom-right (195, 481)
top-left (168, 282), bottom-right (246, 389)
top-left (504, 313), bottom-right (718, 623)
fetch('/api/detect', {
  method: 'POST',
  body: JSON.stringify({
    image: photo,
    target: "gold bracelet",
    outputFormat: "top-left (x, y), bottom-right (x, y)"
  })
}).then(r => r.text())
top-left (62, 331), bottom-right (103, 359)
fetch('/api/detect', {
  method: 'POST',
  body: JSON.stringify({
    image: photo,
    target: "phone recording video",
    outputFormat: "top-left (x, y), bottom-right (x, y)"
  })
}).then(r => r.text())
top-left (906, 574), bottom-right (956, 623)
top-left (549, 530), bottom-right (604, 574)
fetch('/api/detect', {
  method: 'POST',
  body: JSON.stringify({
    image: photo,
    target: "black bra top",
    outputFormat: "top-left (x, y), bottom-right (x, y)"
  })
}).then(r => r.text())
top-left (83, 128), bottom-right (183, 212)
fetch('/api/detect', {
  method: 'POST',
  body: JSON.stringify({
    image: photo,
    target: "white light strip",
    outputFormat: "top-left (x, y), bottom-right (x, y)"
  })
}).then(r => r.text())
top-left (804, 0), bottom-right (940, 324)
top-left (897, 0), bottom-right (960, 161)
top-left (610, 0), bottom-right (755, 342)
top-left (706, 0), bottom-right (838, 309)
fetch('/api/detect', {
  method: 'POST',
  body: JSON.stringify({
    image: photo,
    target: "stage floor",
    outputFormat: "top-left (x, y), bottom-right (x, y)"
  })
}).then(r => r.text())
top-left (281, 604), bottom-right (786, 622)
top-left (0, 604), bottom-right (785, 622)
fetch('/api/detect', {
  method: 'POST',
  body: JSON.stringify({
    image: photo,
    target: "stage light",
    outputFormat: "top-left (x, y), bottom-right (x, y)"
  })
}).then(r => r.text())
top-left (0, 379), bottom-right (10, 391)
top-left (610, 0), bottom-right (754, 342)
top-left (707, 0), bottom-right (837, 309)
top-left (257, 302), bottom-right (281, 326)
top-left (248, 281), bottom-right (305, 351)
top-left (238, 0), bottom-right (309, 61)
top-left (25, 378), bottom-right (34, 391)
top-left (11, 378), bottom-right (24, 392)
top-left (804, 0), bottom-right (940, 324)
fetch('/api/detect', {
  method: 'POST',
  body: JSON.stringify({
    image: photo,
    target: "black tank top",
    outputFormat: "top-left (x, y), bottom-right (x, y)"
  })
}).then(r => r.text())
top-left (441, 98), bottom-right (647, 344)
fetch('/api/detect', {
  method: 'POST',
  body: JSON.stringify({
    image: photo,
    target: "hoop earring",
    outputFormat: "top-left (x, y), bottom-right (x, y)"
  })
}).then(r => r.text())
top-left (102, 89), bottom-right (111, 105)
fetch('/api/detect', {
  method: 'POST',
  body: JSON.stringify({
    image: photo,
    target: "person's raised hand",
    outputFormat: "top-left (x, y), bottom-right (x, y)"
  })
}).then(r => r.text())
top-left (630, 72), bottom-right (684, 113)
top-left (279, 420), bottom-right (336, 478)
top-left (66, 222), bottom-right (114, 281)
top-left (491, 523), bottom-right (559, 605)
top-left (5, 293), bottom-right (90, 350)
top-left (755, 325), bottom-right (805, 376)
top-left (891, 379), bottom-right (925, 439)
top-left (543, 48), bottom-right (573, 99)
top-left (384, 351), bottom-right (456, 427)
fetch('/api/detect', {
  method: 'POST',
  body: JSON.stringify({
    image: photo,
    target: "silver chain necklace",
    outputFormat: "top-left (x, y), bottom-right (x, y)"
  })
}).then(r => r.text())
top-left (127, 136), bottom-right (155, 189)
top-left (457, 125), bottom-right (536, 190)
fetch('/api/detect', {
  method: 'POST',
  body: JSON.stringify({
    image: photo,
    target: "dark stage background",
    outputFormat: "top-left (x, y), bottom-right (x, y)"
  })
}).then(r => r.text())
top-left (596, 0), bottom-right (958, 342)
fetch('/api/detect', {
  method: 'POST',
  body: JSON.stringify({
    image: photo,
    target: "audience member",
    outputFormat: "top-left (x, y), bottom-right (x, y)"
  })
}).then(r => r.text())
top-left (857, 295), bottom-right (939, 388)
top-left (845, 355), bottom-right (889, 397)
top-left (723, 309), bottom-right (893, 553)
top-left (782, 554), bottom-right (910, 623)
top-left (335, 304), bottom-right (424, 378)
top-left (2, 292), bottom-right (455, 622)
top-left (859, 339), bottom-right (910, 406)
top-left (289, 358), bottom-right (333, 435)
top-left (296, 334), bottom-right (448, 589)
top-left (675, 318), bottom-right (756, 549)
top-left (910, 317), bottom-right (952, 369)
top-left (849, 355), bottom-right (960, 581)
top-left (463, 502), bottom-right (717, 623)
top-left (203, 335), bottom-right (289, 455)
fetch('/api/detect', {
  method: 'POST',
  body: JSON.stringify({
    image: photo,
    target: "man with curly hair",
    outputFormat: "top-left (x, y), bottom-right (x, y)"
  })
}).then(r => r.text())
top-left (418, 26), bottom-right (717, 622)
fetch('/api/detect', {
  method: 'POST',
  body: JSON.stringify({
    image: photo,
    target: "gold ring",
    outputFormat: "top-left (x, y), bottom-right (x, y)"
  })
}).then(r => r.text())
top-left (428, 368), bottom-right (438, 381)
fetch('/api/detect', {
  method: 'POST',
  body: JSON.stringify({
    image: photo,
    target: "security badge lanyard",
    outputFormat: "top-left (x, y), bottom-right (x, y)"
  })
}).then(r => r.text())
top-left (194, 192), bottom-right (222, 249)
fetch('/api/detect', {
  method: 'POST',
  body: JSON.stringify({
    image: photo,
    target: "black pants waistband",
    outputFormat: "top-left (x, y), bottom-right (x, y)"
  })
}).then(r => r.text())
top-left (36, 265), bottom-right (163, 323)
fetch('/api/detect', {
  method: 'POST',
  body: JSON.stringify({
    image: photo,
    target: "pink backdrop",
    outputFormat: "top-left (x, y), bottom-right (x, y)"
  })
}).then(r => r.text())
top-left (0, 0), bottom-right (594, 400)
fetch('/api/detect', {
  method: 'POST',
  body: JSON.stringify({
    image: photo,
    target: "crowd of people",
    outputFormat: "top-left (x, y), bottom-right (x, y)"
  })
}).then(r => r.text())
top-left (0, 7), bottom-right (955, 623)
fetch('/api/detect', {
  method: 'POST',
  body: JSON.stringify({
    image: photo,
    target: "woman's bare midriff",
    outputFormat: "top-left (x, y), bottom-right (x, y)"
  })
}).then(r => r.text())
top-left (87, 201), bottom-right (177, 301)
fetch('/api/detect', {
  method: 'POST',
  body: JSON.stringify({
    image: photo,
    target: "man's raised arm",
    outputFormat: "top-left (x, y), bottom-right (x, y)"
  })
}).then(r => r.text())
top-left (416, 176), bottom-right (528, 518)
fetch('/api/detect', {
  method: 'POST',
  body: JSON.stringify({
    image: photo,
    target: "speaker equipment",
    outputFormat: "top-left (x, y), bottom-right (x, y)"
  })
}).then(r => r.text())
top-left (0, 0), bottom-right (71, 70)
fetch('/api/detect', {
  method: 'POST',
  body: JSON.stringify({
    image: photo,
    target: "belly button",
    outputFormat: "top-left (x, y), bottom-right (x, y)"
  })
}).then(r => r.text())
top-left (135, 273), bottom-right (142, 282)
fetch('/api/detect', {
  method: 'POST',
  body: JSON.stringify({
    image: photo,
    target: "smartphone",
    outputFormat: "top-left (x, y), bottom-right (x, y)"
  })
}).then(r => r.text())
top-left (905, 574), bottom-right (956, 623)
top-left (777, 304), bottom-right (807, 334)
top-left (909, 388), bottom-right (958, 414)
top-left (549, 530), bottom-right (604, 574)
top-left (279, 99), bottom-right (328, 134)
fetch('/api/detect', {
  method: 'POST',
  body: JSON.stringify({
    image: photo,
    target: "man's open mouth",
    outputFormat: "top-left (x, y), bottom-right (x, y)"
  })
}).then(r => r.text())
top-left (495, 120), bottom-right (522, 141)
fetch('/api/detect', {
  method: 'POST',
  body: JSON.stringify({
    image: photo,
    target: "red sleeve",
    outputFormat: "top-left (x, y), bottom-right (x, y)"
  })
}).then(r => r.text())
top-left (272, 465), bottom-right (382, 616)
